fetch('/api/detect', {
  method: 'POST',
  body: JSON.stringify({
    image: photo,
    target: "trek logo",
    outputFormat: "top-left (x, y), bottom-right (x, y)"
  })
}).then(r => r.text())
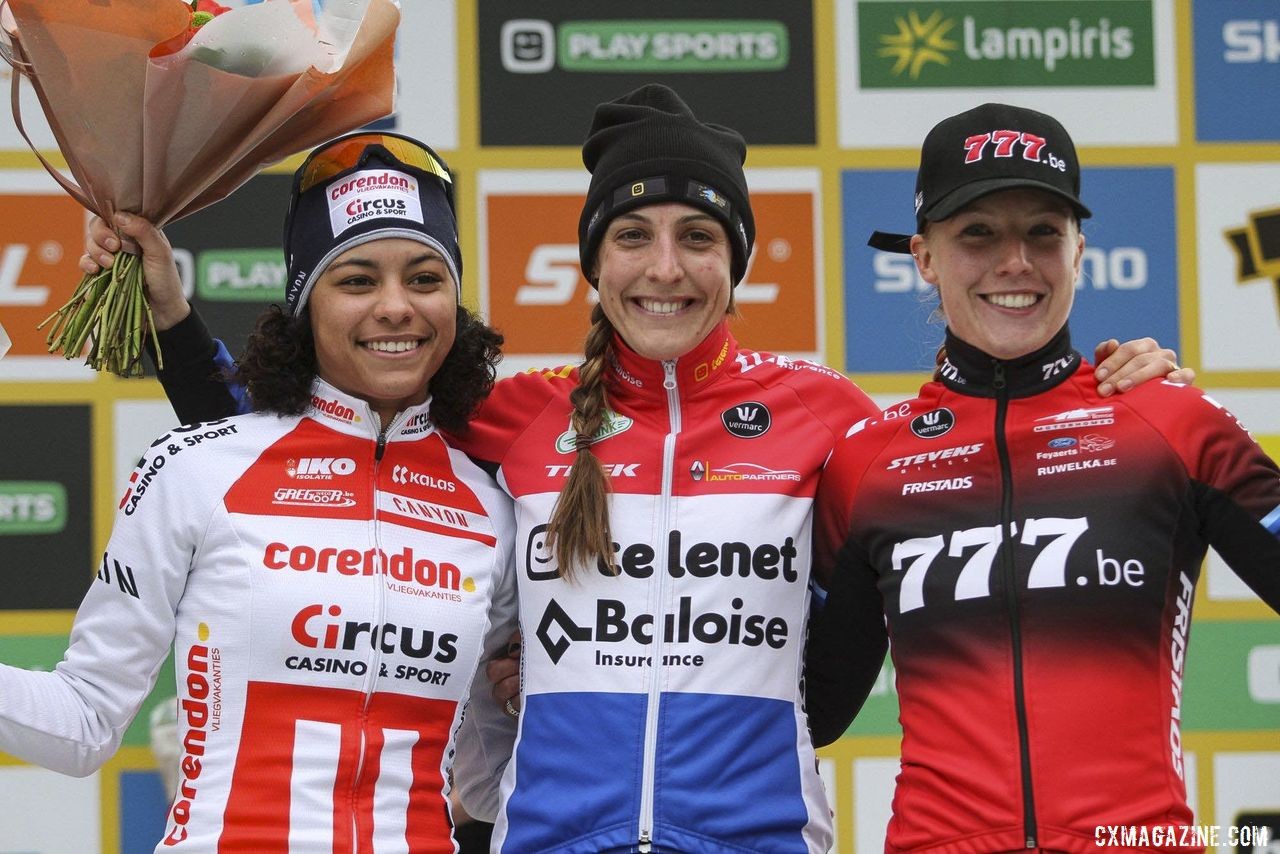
top-left (546, 463), bottom-right (639, 478)
top-left (535, 596), bottom-right (789, 665)
top-left (524, 523), bottom-right (799, 584)
top-left (1032, 406), bottom-right (1114, 432)
top-left (291, 603), bottom-right (458, 663)
top-left (721, 402), bottom-right (771, 438)
top-left (391, 465), bottom-right (456, 491)
top-left (887, 442), bottom-right (983, 470)
top-left (1223, 19), bottom-right (1280, 63)
top-left (910, 407), bottom-right (955, 439)
top-left (287, 457), bottom-right (357, 479)
top-left (500, 18), bottom-right (789, 74)
top-left (554, 409), bottom-right (635, 453)
top-left (857, 2), bottom-right (1152, 88)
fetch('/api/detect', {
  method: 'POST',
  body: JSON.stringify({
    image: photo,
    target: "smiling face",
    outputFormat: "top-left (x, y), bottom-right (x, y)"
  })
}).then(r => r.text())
top-left (912, 188), bottom-right (1085, 361)
top-left (308, 238), bottom-right (457, 424)
top-left (593, 202), bottom-right (733, 362)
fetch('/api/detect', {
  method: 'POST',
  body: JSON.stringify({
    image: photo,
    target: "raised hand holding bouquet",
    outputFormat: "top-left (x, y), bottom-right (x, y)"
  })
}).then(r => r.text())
top-left (0, 0), bottom-right (400, 376)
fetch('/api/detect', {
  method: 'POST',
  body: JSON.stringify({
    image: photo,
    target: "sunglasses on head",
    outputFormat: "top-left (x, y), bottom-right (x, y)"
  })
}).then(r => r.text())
top-left (294, 132), bottom-right (454, 200)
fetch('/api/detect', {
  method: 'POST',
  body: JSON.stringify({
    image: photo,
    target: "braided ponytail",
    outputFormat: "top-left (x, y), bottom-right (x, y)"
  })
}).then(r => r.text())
top-left (545, 304), bottom-right (618, 578)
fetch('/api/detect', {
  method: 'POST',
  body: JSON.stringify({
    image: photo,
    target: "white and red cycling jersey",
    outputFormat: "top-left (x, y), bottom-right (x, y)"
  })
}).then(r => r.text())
top-left (0, 380), bottom-right (516, 853)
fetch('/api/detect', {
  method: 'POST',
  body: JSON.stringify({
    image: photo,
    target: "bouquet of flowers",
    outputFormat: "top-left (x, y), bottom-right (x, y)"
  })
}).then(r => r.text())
top-left (0, 0), bottom-right (400, 376)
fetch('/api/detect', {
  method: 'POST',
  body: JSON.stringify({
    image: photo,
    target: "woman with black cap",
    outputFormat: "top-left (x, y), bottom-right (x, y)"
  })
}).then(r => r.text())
top-left (806, 104), bottom-right (1280, 853)
top-left (109, 89), bottom-right (1189, 852)
top-left (0, 132), bottom-right (518, 852)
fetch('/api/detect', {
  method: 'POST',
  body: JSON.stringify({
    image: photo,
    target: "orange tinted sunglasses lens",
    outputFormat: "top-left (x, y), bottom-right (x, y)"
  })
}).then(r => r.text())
top-left (298, 134), bottom-right (451, 194)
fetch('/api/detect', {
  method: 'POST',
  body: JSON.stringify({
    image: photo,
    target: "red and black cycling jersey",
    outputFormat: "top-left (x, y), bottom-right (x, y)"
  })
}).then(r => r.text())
top-left (808, 325), bottom-right (1280, 854)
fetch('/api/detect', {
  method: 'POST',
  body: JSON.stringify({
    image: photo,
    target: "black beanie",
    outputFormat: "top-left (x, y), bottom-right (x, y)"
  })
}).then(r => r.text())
top-left (283, 139), bottom-right (462, 316)
top-left (579, 84), bottom-right (754, 286)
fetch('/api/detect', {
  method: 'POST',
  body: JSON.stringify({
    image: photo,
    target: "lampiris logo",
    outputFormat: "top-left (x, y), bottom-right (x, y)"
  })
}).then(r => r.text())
top-left (535, 595), bottom-right (789, 665)
top-left (858, 1), bottom-right (1154, 88)
top-left (525, 523), bottom-right (799, 583)
top-left (291, 603), bottom-right (458, 663)
top-left (721, 401), bottom-right (771, 438)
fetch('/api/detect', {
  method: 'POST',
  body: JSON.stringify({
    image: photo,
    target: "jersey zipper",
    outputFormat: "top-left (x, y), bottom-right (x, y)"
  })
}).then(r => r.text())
top-left (992, 363), bottom-right (1038, 849)
top-left (637, 360), bottom-right (682, 853)
top-left (350, 412), bottom-right (401, 848)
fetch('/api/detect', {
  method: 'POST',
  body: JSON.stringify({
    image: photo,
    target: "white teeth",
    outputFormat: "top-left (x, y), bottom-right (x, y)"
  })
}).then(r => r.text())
top-left (638, 298), bottom-right (685, 315)
top-left (365, 340), bottom-right (420, 353)
top-left (985, 293), bottom-right (1038, 309)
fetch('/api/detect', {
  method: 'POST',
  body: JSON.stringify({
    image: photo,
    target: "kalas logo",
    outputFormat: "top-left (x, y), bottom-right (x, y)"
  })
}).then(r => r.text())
top-left (287, 457), bottom-right (357, 479)
top-left (391, 464), bottom-right (456, 491)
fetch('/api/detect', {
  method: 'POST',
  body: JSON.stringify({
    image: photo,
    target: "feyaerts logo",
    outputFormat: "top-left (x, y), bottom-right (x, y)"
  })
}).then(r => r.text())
top-left (857, 1), bottom-right (1155, 87)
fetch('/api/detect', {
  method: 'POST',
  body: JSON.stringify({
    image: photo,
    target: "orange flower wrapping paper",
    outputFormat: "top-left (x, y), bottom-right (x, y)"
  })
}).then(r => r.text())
top-left (4, 0), bottom-right (399, 225)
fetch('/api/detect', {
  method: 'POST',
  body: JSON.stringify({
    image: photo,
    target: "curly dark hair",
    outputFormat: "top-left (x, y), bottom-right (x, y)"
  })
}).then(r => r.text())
top-left (234, 304), bottom-right (503, 432)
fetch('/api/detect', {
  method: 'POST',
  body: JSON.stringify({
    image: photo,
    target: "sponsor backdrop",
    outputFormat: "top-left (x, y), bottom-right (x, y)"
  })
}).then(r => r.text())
top-left (0, 0), bottom-right (1276, 851)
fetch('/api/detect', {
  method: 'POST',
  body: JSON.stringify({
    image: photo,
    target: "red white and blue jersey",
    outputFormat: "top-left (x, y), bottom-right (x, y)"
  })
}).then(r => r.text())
top-left (807, 327), bottom-right (1280, 854)
top-left (0, 380), bottom-right (517, 853)
top-left (455, 321), bottom-right (881, 853)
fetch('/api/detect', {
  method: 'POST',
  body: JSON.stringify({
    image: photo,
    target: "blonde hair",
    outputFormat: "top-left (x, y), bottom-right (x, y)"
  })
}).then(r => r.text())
top-left (545, 304), bottom-right (618, 578)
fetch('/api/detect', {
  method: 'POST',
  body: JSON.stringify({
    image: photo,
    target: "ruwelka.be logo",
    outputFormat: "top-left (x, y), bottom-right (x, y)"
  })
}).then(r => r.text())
top-left (857, 1), bottom-right (1155, 87)
top-left (501, 18), bottom-right (789, 73)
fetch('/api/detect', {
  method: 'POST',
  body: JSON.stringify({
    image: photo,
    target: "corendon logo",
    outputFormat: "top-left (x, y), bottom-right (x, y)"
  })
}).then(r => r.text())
top-left (287, 457), bottom-right (357, 479)
top-left (164, 625), bottom-right (218, 846)
top-left (327, 169), bottom-right (423, 235)
top-left (291, 603), bottom-right (458, 663)
top-left (482, 178), bottom-right (819, 365)
top-left (309, 394), bottom-right (360, 423)
top-left (263, 542), bottom-right (465, 592)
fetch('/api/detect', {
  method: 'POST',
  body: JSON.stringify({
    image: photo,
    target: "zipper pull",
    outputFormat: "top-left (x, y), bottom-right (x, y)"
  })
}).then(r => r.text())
top-left (639, 830), bottom-right (652, 853)
top-left (993, 361), bottom-right (1007, 391)
top-left (375, 430), bottom-right (387, 461)
top-left (662, 361), bottom-right (676, 391)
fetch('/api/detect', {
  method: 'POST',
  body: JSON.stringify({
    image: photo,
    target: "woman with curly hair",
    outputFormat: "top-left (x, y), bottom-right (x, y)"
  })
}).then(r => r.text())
top-left (0, 133), bottom-right (517, 853)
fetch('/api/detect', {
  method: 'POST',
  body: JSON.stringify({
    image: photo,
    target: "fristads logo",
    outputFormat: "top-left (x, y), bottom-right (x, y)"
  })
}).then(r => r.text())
top-left (0, 481), bottom-right (67, 535)
top-left (721, 401), bottom-right (772, 438)
top-left (554, 409), bottom-right (635, 453)
top-left (500, 19), bottom-right (789, 73)
top-left (196, 249), bottom-right (286, 302)
top-left (910, 407), bottom-right (955, 439)
top-left (857, 1), bottom-right (1154, 88)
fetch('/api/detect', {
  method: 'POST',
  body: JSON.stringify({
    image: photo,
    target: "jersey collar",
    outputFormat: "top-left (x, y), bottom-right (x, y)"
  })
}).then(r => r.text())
top-left (608, 319), bottom-right (738, 398)
top-left (938, 324), bottom-right (1080, 398)
top-left (305, 378), bottom-right (435, 438)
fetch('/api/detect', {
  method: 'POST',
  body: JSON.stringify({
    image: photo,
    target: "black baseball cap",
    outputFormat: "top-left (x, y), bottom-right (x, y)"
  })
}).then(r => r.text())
top-left (868, 103), bottom-right (1092, 254)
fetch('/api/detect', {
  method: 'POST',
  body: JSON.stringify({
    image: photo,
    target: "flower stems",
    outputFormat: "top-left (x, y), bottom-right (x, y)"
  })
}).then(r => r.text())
top-left (37, 250), bottom-right (161, 377)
